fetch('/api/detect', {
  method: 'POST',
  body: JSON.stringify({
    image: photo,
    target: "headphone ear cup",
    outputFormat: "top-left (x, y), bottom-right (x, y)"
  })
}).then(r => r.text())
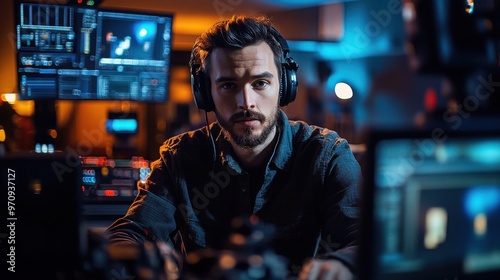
top-left (279, 64), bottom-right (288, 107)
top-left (191, 67), bottom-right (215, 112)
top-left (279, 58), bottom-right (298, 107)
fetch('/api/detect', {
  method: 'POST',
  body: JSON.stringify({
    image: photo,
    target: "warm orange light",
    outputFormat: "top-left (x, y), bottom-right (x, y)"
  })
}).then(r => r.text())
top-left (218, 253), bottom-right (237, 270)
top-left (12, 100), bottom-right (35, 116)
top-left (1, 93), bottom-right (17, 104)
top-left (170, 68), bottom-right (194, 103)
top-left (172, 15), bottom-right (232, 50)
top-left (229, 233), bottom-right (246, 246)
top-left (31, 180), bottom-right (42, 195)
top-left (0, 128), bottom-right (5, 142)
top-left (101, 167), bottom-right (109, 176)
top-left (49, 129), bottom-right (58, 139)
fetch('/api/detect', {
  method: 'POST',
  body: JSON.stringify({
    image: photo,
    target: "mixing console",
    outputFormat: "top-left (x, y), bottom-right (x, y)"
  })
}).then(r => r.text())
top-left (79, 156), bottom-right (150, 202)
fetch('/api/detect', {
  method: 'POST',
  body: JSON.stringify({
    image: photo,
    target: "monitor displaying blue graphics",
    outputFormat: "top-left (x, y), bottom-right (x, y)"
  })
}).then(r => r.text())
top-left (359, 128), bottom-right (500, 280)
top-left (105, 112), bottom-right (138, 135)
top-left (14, 2), bottom-right (173, 102)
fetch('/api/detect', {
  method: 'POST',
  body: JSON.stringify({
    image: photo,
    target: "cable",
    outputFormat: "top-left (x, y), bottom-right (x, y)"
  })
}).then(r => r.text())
top-left (204, 111), bottom-right (217, 163)
top-left (204, 111), bottom-right (217, 190)
top-left (205, 111), bottom-right (217, 197)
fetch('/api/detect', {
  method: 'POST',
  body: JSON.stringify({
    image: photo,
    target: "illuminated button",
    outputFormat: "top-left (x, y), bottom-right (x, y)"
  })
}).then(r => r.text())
top-left (101, 167), bottom-right (109, 176)
top-left (82, 176), bottom-right (96, 184)
top-left (96, 190), bottom-right (118, 197)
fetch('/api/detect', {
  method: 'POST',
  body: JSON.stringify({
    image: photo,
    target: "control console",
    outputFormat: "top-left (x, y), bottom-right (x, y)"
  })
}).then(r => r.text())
top-left (78, 156), bottom-right (151, 223)
top-left (79, 156), bottom-right (150, 202)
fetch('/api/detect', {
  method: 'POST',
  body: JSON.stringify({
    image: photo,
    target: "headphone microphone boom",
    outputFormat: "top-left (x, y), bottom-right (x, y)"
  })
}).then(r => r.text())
top-left (190, 27), bottom-right (299, 112)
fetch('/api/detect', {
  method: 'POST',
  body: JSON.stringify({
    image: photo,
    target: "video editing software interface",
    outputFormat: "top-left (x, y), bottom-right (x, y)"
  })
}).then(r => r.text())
top-left (15, 2), bottom-right (173, 102)
top-left (367, 133), bottom-right (500, 280)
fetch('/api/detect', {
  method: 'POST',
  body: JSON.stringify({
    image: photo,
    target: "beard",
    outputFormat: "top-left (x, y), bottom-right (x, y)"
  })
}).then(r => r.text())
top-left (217, 106), bottom-right (280, 148)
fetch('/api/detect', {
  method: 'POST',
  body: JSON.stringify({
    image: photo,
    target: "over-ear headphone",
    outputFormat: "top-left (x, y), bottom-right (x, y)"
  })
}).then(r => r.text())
top-left (190, 27), bottom-right (299, 112)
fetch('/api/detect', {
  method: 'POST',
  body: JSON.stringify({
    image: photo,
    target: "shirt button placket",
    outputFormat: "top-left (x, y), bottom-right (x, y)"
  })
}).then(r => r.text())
top-left (240, 174), bottom-right (252, 215)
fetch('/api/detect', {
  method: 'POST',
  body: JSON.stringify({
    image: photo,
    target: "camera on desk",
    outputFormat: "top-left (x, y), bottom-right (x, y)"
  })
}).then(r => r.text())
top-left (182, 216), bottom-right (288, 280)
top-left (87, 216), bottom-right (288, 280)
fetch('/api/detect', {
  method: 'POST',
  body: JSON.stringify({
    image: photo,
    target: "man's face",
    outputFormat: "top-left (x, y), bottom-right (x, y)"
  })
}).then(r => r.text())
top-left (209, 41), bottom-right (280, 148)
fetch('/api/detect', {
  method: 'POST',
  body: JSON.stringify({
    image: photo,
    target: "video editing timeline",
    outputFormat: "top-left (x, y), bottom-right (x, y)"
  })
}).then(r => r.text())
top-left (79, 156), bottom-right (150, 202)
top-left (372, 137), bottom-right (500, 279)
top-left (15, 2), bottom-right (173, 102)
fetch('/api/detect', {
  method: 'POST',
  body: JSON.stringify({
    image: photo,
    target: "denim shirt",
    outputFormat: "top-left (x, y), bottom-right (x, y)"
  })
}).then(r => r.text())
top-left (106, 111), bottom-right (362, 276)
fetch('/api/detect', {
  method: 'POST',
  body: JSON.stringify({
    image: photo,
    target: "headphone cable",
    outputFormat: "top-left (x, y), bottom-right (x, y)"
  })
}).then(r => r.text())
top-left (204, 111), bottom-right (217, 185)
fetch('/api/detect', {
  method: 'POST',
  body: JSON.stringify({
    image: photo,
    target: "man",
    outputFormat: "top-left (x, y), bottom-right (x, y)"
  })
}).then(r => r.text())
top-left (106, 15), bottom-right (361, 280)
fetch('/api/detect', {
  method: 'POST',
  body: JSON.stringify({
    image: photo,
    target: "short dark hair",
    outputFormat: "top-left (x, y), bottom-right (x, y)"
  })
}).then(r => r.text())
top-left (190, 15), bottom-right (283, 77)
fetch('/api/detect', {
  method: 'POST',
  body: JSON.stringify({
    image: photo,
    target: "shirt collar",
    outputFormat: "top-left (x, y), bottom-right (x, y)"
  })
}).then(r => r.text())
top-left (269, 110), bottom-right (293, 170)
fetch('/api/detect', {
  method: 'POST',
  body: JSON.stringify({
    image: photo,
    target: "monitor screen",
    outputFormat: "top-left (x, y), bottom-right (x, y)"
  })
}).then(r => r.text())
top-left (105, 111), bottom-right (138, 135)
top-left (14, 2), bottom-right (173, 102)
top-left (359, 128), bottom-right (500, 280)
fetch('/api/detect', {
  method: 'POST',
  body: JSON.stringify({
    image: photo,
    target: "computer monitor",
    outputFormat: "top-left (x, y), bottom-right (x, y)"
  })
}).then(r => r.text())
top-left (14, 1), bottom-right (173, 102)
top-left (359, 127), bottom-right (500, 280)
top-left (105, 111), bottom-right (138, 135)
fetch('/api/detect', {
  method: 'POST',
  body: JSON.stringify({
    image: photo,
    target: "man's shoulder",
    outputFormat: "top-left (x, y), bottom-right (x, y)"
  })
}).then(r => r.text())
top-left (160, 126), bottom-right (213, 154)
top-left (286, 120), bottom-right (358, 168)
top-left (288, 119), bottom-right (341, 143)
